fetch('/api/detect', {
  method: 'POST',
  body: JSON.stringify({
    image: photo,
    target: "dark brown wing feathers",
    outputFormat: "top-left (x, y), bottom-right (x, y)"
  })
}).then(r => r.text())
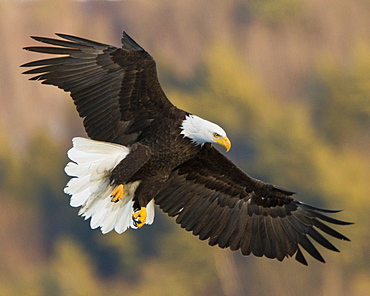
top-left (22, 32), bottom-right (173, 144)
top-left (155, 144), bottom-right (351, 265)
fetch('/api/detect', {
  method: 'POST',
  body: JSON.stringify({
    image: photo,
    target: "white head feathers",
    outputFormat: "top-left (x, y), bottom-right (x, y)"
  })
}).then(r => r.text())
top-left (180, 114), bottom-right (230, 151)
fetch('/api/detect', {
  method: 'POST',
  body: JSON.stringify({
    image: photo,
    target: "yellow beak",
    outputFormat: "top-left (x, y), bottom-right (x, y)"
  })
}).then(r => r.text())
top-left (214, 136), bottom-right (231, 152)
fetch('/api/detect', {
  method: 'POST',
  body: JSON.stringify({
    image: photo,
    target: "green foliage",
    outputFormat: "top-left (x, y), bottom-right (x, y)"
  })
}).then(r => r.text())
top-left (310, 42), bottom-right (370, 145)
top-left (156, 226), bottom-right (219, 293)
top-left (0, 129), bottom-right (26, 201)
top-left (43, 237), bottom-right (104, 296)
top-left (242, 0), bottom-right (304, 25)
top-left (95, 230), bottom-right (141, 279)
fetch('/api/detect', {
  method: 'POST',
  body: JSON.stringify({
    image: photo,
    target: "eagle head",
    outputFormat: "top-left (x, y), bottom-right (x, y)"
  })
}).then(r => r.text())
top-left (180, 114), bottom-right (231, 151)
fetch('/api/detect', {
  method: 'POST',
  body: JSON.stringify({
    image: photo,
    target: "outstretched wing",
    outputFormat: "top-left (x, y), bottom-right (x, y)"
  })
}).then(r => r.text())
top-left (155, 144), bottom-right (351, 265)
top-left (22, 33), bottom-right (174, 145)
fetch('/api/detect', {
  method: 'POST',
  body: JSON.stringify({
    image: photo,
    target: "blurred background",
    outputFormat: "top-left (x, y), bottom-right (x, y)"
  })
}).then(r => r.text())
top-left (1, 0), bottom-right (369, 295)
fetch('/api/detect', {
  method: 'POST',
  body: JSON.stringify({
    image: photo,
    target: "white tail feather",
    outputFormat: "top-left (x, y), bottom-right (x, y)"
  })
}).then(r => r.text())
top-left (64, 137), bottom-right (155, 234)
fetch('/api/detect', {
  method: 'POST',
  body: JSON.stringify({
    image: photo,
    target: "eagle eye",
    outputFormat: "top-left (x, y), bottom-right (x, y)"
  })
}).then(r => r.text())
top-left (213, 132), bottom-right (221, 138)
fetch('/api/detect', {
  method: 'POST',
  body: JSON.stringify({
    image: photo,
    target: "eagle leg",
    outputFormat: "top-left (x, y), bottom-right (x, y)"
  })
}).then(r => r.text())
top-left (132, 207), bottom-right (147, 228)
top-left (111, 184), bottom-right (125, 202)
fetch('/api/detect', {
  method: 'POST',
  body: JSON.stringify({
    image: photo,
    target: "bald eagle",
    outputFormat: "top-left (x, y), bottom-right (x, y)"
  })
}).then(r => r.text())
top-left (22, 32), bottom-right (351, 265)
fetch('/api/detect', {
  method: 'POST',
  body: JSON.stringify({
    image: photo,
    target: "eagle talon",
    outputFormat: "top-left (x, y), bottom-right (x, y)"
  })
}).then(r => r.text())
top-left (111, 184), bottom-right (124, 202)
top-left (132, 207), bottom-right (147, 228)
top-left (132, 218), bottom-right (145, 228)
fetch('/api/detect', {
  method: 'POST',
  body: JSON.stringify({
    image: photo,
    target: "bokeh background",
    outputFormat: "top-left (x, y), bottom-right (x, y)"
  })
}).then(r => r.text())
top-left (1, 0), bottom-right (369, 295)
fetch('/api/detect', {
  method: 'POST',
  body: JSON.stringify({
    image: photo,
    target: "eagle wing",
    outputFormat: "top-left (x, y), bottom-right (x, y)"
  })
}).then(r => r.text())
top-left (22, 33), bottom-right (174, 145)
top-left (155, 144), bottom-right (351, 265)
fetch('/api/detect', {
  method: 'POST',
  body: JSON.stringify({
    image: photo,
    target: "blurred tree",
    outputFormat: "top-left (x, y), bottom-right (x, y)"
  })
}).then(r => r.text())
top-left (44, 237), bottom-right (103, 296)
top-left (249, 0), bottom-right (303, 25)
top-left (310, 42), bottom-right (370, 146)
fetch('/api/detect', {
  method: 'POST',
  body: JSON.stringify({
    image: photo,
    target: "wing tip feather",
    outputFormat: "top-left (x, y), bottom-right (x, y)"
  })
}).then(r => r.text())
top-left (121, 31), bottom-right (145, 51)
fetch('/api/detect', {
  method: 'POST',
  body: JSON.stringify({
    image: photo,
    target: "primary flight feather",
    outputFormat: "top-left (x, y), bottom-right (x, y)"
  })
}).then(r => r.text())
top-left (22, 32), bottom-right (351, 265)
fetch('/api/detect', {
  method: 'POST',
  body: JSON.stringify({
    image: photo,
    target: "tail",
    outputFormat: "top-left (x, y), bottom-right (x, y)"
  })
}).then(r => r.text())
top-left (64, 137), bottom-right (155, 234)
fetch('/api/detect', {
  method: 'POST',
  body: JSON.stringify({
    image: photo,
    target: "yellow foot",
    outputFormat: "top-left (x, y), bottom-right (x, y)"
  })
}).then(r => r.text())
top-left (132, 207), bottom-right (147, 228)
top-left (111, 184), bottom-right (124, 202)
